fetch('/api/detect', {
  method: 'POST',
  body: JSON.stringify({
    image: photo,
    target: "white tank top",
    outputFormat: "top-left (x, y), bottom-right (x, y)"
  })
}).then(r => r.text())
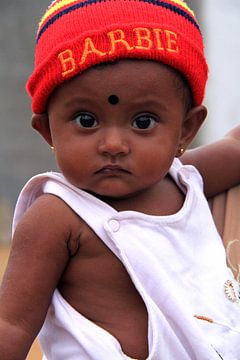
top-left (13, 158), bottom-right (240, 360)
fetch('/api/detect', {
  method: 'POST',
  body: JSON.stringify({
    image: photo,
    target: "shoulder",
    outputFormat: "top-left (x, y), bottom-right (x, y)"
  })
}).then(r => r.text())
top-left (170, 158), bottom-right (204, 188)
top-left (13, 193), bottom-right (84, 257)
top-left (19, 193), bottom-right (76, 228)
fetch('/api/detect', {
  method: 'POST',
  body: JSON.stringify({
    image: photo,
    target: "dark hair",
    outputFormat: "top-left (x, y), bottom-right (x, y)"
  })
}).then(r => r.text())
top-left (170, 66), bottom-right (193, 113)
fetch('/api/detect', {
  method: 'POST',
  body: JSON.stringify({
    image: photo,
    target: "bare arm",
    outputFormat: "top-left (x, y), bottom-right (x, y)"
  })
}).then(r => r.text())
top-left (182, 125), bottom-right (240, 198)
top-left (0, 195), bottom-right (72, 360)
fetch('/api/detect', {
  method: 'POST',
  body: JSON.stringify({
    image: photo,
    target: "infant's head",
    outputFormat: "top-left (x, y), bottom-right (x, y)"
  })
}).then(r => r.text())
top-left (29, 0), bottom-right (208, 197)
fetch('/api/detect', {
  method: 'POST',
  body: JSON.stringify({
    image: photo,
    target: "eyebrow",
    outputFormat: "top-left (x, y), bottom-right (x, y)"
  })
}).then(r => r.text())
top-left (130, 97), bottom-right (168, 111)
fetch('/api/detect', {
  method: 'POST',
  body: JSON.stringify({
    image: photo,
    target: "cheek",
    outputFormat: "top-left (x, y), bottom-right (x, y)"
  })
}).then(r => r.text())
top-left (134, 150), bottom-right (158, 175)
top-left (137, 138), bottom-right (177, 163)
top-left (135, 139), bottom-right (178, 177)
top-left (55, 145), bottom-right (92, 182)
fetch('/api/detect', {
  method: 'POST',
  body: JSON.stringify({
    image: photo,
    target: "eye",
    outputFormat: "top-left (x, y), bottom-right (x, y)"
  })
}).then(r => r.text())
top-left (73, 112), bottom-right (98, 128)
top-left (132, 114), bottom-right (159, 130)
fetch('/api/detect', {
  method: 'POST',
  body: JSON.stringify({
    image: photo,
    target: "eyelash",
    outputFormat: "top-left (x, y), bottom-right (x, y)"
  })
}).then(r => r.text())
top-left (73, 112), bottom-right (98, 128)
top-left (132, 113), bottom-right (159, 130)
top-left (72, 112), bottom-right (159, 130)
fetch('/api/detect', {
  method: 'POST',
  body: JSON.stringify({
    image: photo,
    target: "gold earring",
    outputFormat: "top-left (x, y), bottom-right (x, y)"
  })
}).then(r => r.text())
top-left (50, 146), bottom-right (55, 152)
top-left (179, 147), bottom-right (185, 156)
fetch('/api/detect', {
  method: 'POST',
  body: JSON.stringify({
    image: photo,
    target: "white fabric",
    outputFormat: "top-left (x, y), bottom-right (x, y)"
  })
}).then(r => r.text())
top-left (13, 158), bottom-right (240, 360)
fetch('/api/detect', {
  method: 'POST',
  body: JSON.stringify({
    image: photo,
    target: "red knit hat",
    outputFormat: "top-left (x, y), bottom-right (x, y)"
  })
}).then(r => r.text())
top-left (26, 0), bottom-right (208, 113)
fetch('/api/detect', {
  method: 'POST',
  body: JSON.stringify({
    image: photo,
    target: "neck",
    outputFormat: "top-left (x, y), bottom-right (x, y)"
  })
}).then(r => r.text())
top-left (89, 175), bottom-right (185, 216)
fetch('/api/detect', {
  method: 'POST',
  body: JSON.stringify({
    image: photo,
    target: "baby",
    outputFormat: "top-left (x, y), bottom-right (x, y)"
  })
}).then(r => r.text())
top-left (0, 1), bottom-right (240, 359)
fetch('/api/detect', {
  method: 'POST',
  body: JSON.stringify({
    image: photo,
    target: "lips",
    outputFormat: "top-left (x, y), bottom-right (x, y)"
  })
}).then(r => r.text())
top-left (95, 165), bottom-right (131, 175)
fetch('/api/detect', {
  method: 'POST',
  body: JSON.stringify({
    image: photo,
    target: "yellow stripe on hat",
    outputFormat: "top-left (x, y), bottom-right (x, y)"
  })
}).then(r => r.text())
top-left (38, 0), bottom-right (79, 30)
top-left (39, 0), bottom-right (195, 31)
top-left (169, 0), bottom-right (195, 17)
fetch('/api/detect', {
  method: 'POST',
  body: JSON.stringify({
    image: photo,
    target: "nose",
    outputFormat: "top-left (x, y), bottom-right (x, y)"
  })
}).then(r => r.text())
top-left (98, 127), bottom-right (130, 157)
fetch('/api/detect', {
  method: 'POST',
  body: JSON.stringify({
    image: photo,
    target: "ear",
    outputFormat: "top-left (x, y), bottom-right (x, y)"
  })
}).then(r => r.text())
top-left (177, 105), bottom-right (207, 157)
top-left (32, 114), bottom-right (53, 146)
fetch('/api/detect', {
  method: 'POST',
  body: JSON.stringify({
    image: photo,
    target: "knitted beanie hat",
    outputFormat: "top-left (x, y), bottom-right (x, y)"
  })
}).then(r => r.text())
top-left (26, 0), bottom-right (208, 113)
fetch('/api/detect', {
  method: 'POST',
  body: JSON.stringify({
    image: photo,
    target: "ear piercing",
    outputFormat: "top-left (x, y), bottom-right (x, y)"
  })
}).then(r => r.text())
top-left (108, 94), bottom-right (119, 105)
top-left (51, 146), bottom-right (55, 152)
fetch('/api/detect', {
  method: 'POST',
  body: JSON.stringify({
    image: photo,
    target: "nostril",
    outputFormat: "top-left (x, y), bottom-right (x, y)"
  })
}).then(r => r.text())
top-left (98, 138), bottom-right (129, 156)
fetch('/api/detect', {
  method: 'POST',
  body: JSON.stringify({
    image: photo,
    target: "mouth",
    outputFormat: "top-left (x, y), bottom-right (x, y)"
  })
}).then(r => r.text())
top-left (95, 165), bottom-right (131, 175)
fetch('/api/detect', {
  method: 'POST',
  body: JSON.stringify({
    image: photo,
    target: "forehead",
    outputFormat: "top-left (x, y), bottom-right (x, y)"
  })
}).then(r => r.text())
top-left (48, 60), bottom-right (183, 107)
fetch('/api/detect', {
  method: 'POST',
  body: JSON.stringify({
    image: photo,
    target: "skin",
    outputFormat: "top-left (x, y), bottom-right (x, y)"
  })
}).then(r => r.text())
top-left (34, 60), bottom-right (207, 206)
top-left (0, 60), bottom-right (240, 360)
top-left (182, 126), bottom-right (240, 197)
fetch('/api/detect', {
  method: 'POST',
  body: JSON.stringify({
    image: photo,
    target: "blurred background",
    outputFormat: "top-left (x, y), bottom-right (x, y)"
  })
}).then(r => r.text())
top-left (0, 0), bottom-right (240, 244)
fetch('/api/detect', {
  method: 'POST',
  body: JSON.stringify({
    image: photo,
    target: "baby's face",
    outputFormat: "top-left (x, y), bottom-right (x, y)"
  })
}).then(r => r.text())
top-left (46, 60), bottom-right (188, 198)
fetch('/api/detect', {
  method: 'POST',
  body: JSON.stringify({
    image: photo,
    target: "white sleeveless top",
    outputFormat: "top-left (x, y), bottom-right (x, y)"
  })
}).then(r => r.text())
top-left (13, 158), bottom-right (240, 360)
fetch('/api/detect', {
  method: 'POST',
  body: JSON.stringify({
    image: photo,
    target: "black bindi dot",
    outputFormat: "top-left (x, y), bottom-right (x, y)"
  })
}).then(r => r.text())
top-left (108, 95), bottom-right (119, 105)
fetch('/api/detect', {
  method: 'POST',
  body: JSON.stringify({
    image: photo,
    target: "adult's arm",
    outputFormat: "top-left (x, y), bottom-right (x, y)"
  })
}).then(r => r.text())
top-left (182, 125), bottom-right (240, 198)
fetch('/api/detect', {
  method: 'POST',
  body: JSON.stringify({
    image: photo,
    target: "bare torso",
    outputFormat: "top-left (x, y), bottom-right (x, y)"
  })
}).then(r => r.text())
top-left (56, 175), bottom-right (185, 359)
top-left (59, 218), bottom-right (149, 359)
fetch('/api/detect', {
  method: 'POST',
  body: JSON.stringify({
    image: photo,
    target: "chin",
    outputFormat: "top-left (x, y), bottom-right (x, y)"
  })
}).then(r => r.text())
top-left (85, 188), bottom-right (134, 200)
